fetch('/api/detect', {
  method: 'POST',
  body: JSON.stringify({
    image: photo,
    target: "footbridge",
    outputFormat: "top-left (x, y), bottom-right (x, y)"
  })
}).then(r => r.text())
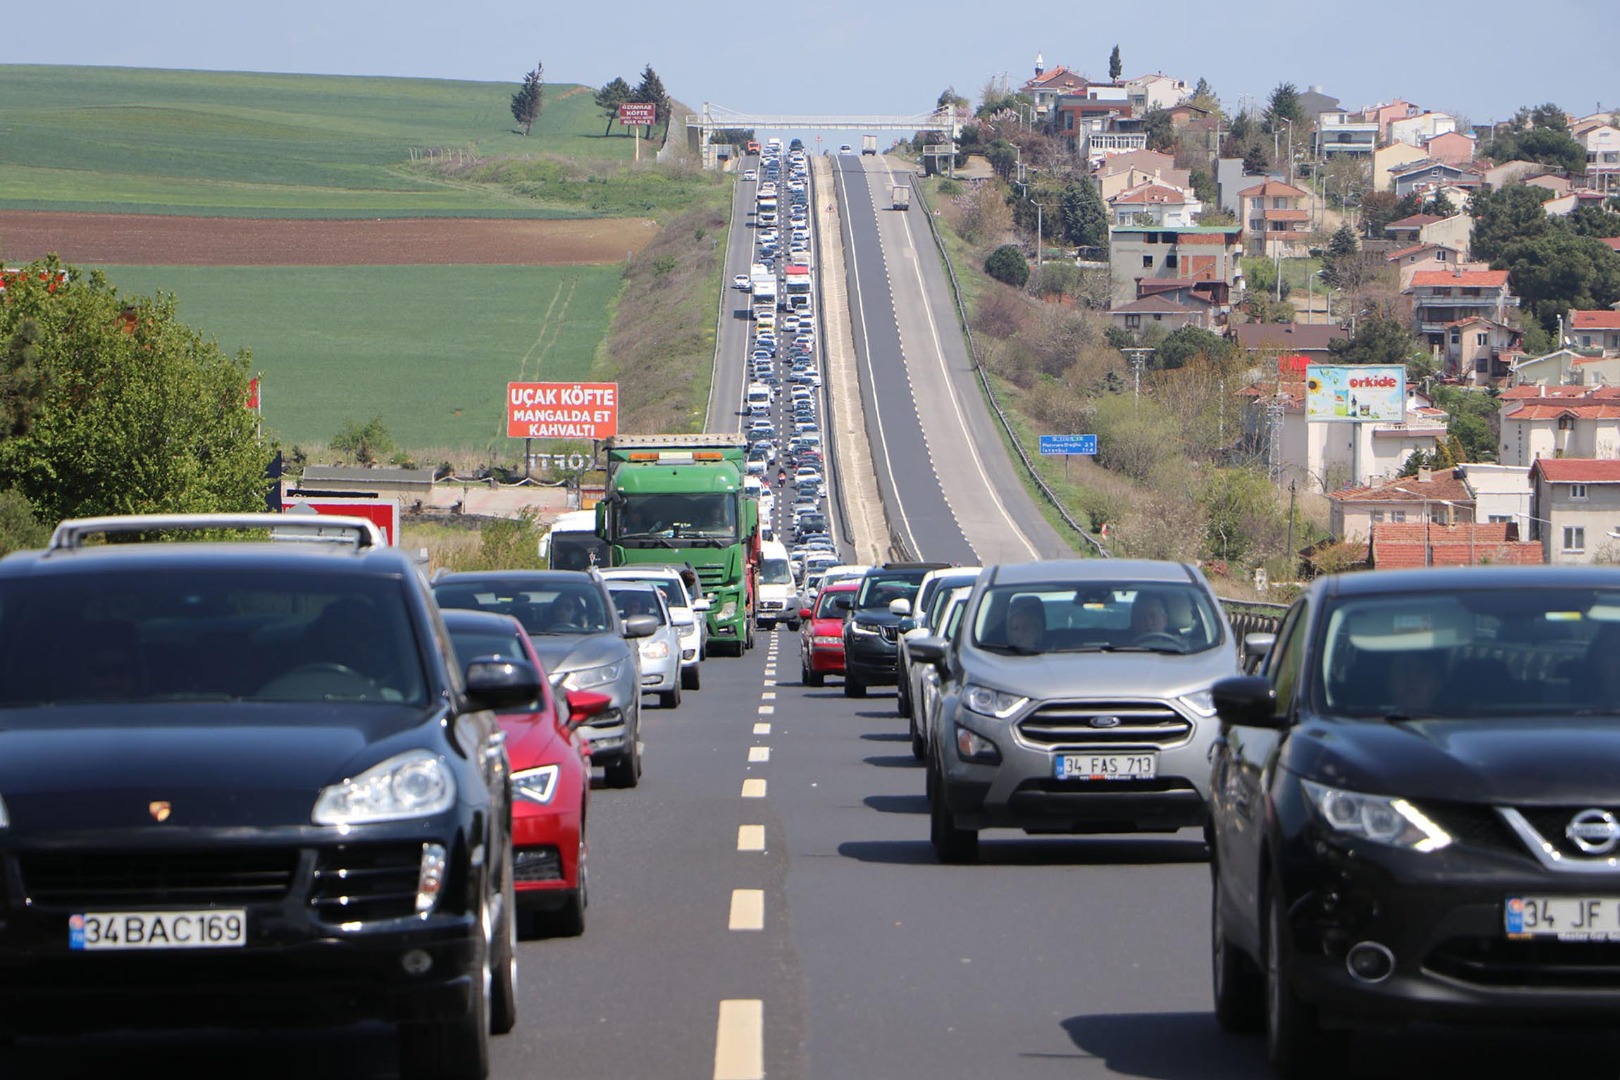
top-left (684, 103), bottom-right (958, 168)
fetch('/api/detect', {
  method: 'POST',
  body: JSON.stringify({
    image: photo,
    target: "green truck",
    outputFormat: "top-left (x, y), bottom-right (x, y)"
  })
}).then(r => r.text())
top-left (597, 434), bottom-right (760, 655)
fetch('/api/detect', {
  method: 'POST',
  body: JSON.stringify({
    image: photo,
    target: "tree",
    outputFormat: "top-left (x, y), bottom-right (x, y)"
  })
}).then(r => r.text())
top-left (1058, 178), bottom-right (1109, 249)
top-left (0, 258), bottom-right (267, 523)
top-left (1318, 222), bottom-right (1360, 288)
top-left (1189, 78), bottom-right (1220, 116)
top-left (633, 65), bottom-right (670, 141)
top-left (1483, 104), bottom-right (1586, 174)
top-left (937, 86), bottom-right (970, 113)
top-left (1032, 263), bottom-right (1080, 302)
top-left (1109, 45), bottom-right (1122, 83)
top-left (1141, 106), bottom-right (1175, 153)
top-left (984, 139), bottom-right (1019, 181)
top-left (1358, 190), bottom-right (1398, 237)
top-left (1422, 191), bottom-right (1457, 219)
top-left (330, 416), bottom-right (397, 466)
top-left (1469, 183), bottom-right (1554, 263)
top-left (1568, 204), bottom-right (1620, 239)
top-left (510, 63), bottom-right (543, 137)
top-left (1328, 314), bottom-right (1421, 365)
top-left (594, 77), bottom-right (632, 137)
top-left (1263, 82), bottom-right (1304, 134)
top-left (0, 314), bottom-right (50, 438)
top-left (1242, 142), bottom-right (1270, 175)
top-left (1154, 325), bottom-right (1230, 370)
top-left (1499, 231), bottom-right (1620, 335)
top-left (984, 245), bottom-right (1030, 288)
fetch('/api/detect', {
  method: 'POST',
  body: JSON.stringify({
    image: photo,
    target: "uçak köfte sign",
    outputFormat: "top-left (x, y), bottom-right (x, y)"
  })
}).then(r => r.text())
top-left (506, 382), bottom-right (619, 439)
top-left (1305, 364), bottom-right (1406, 423)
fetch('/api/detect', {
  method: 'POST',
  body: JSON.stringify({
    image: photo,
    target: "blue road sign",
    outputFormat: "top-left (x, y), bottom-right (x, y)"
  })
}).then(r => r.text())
top-left (1039, 434), bottom-right (1098, 456)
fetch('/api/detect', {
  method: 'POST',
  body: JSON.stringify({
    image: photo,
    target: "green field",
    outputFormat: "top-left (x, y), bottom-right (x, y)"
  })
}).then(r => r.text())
top-left (0, 66), bottom-right (690, 218)
top-left (97, 264), bottom-right (623, 452)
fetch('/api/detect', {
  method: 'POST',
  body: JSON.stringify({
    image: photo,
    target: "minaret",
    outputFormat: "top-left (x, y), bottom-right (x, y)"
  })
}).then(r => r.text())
top-left (1035, 52), bottom-right (1045, 77)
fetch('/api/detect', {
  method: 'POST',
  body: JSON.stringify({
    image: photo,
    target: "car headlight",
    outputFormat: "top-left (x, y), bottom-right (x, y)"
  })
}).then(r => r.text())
top-left (679, 622), bottom-right (699, 640)
top-left (562, 659), bottom-right (627, 691)
top-left (641, 639), bottom-right (671, 660)
top-left (512, 765), bottom-right (560, 805)
top-left (313, 750), bottom-right (456, 825)
top-left (1179, 689), bottom-right (1218, 717)
top-left (1300, 779), bottom-right (1452, 853)
top-left (962, 683), bottom-right (1028, 720)
top-left (720, 601), bottom-right (738, 619)
top-left (848, 620), bottom-right (881, 637)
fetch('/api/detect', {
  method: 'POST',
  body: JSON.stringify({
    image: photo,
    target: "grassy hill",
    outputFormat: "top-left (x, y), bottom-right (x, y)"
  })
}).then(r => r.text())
top-left (0, 65), bottom-right (676, 218)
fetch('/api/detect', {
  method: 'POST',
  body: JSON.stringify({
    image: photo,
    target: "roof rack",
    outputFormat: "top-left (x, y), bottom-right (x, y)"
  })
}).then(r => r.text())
top-left (47, 513), bottom-right (387, 552)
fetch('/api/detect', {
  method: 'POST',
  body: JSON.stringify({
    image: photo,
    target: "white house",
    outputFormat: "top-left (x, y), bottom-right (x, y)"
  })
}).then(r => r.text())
top-left (1108, 182), bottom-right (1202, 228)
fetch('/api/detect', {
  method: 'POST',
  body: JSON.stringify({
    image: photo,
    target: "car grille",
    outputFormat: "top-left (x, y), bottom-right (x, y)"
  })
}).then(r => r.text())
top-left (1426, 937), bottom-right (1620, 989)
top-left (309, 843), bottom-right (423, 923)
top-left (1511, 806), bottom-right (1620, 862)
top-left (697, 566), bottom-right (727, 591)
top-left (1422, 803), bottom-right (1523, 855)
top-left (1017, 701), bottom-right (1193, 748)
top-left (19, 849), bottom-right (297, 908)
top-left (514, 846), bottom-right (564, 884)
top-left (758, 599), bottom-right (787, 612)
top-left (879, 625), bottom-right (900, 644)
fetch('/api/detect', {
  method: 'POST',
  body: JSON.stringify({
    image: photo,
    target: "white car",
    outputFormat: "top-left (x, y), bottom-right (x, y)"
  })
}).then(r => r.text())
top-left (606, 582), bottom-right (683, 709)
top-left (733, 274), bottom-right (751, 290)
top-left (743, 169), bottom-right (757, 181)
top-left (600, 566), bottom-right (710, 691)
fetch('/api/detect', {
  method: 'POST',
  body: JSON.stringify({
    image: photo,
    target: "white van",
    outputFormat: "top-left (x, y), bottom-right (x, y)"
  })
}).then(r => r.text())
top-left (755, 540), bottom-right (800, 630)
top-left (746, 382), bottom-right (773, 409)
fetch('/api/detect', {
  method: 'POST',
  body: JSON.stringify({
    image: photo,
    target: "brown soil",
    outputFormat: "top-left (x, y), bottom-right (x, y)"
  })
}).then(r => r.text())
top-left (0, 212), bottom-right (658, 266)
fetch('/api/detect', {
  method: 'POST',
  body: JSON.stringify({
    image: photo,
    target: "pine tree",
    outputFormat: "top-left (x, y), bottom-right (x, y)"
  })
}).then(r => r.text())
top-left (510, 63), bottom-right (543, 136)
top-left (1264, 82), bottom-right (1303, 134)
top-left (1108, 45), bottom-right (1122, 82)
top-left (594, 77), bottom-right (632, 137)
top-left (1059, 178), bottom-right (1108, 249)
top-left (633, 65), bottom-right (670, 142)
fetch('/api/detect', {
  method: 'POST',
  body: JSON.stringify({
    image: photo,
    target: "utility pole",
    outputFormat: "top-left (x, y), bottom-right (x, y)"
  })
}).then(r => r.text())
top-left (1121, 348), bottom-right (1153, 410)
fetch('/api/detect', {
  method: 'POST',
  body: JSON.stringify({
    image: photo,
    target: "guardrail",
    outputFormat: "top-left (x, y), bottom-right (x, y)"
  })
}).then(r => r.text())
top-left (907, 180), bottom-right (1107, 558)
top-left (1219, 597), bottom-right (1288, 645)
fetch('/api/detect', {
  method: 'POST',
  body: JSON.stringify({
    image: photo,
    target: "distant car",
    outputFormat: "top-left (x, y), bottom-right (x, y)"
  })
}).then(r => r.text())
top-left (606, 581), bottom-right (682, 709)
top-left (841, 562), bottom-right (951, 698)
top-left (441, 609), bottom-right (606, 938)
top-left (839, 144), bottom-right (853, 154)
top-left (800, 580), bottom-right (859, 686)
top-left (733, 274), bottom-right (751, 290)
top-left (743, 169), bottom-right (757, 181)
top-left (897, 567), bottom-right (983, 725)
top-left (600, 565), bottom-right (710, 690)
top-left (909, 586), bottom-right (974, 763)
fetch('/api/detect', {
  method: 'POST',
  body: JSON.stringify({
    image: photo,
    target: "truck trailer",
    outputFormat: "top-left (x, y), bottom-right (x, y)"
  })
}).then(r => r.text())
top-left (861, 135), bottom-right (878, 156)
top-left (890, 185), bottom-right (911, 211)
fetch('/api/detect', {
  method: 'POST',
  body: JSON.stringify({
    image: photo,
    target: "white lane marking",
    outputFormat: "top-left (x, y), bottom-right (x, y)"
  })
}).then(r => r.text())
top-left (748, 745), bottom-right (771, 762)
top-left (835, 157), bottom-right (921, 557)
top-left (889, 161), bottom-right (1038, 561)
top-left (737, 824), bottom-right (766, 851)
top-left (761, 691), bottom-right (777, 701)
top-left (729, 889), bottom-right (765, 931)
top-left (741, 778), bottom-right (767, 798)
top-left (754, 722), bottom-right (772, 735)
top-left (757, 705), bottom-right (775, 716)
top-left (762, 679), bottom-right (777, 687)
top-left (714, 999), bottom-right (765, 1080)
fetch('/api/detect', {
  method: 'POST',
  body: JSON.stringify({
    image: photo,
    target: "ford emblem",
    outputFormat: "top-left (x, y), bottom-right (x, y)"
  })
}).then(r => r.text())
top-left (1089, 715), bottom-right (1122, 729)
top-left (1567, 809), bottom-right (1620, 855)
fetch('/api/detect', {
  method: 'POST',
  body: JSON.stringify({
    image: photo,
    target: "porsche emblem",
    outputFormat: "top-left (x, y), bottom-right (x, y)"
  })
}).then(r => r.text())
top-left (149, 801), bottom-right (172, 823)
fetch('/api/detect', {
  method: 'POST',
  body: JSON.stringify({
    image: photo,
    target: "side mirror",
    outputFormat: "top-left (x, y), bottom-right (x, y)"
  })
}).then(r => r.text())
top-left (799, 607), bottom-right (813, 620)
top-left (907, 636), bottom-right (949, 671)
top-left (1211, 675), bottom-right (1287, 730)
top-left (889, 598), bottom-right (912, 617)
top-left (692, 597), bottom-right (712, 612)
top-left (1241, 632), bottom-right (1276, 674)
top-left (564, 688), bottom-right (612, 732)
top-left (622, 614), bottom-right (659, 639)
top-left (465, 657), bottom-right (541, 712)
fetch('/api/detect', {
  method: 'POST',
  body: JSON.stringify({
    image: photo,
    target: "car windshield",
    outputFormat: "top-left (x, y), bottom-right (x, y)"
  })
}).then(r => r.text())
top-left (609, 587), bottom-right (667, 625)
top-left (761, 558), bottom-right (794, 585)
top-left (435, 582), bottom-right (613, 636)
top-left (614, 493), bottom-right (738, 542)
top-left (815, 590), bottom-right (852, 618)
top-left (0, 570), bottom-right (428, 706)
top-left (970, 582), bottom-right (1223, 656)
top-left (1317, 587), bottom-right (1620, 719)
top-left (854, 572), bottom-right (926, 612)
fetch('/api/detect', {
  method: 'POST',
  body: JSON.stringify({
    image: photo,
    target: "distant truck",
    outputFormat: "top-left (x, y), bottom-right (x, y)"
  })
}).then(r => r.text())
top-left (861, 135), bottom-right (878, 156)
top-left (890, 185), bottom-right (911, 211)
top-left (539, 508), bottom-right (610, 571)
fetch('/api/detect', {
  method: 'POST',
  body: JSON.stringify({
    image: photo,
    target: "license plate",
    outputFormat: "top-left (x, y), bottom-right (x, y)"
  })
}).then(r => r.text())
top-left (1506, 896), bottom-right (1620, 941)
top-left (1055, 753), bottom-right (1157, 781)
top-left (69, 909), bottom-right (246, 951)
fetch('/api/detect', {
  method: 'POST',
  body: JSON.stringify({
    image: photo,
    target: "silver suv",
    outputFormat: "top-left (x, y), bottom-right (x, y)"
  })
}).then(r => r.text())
top-left (911, 559), bottom-right (1240, 863)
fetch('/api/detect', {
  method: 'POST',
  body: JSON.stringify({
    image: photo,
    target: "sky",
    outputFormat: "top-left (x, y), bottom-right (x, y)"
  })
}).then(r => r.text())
top-left (4, 0), bottom-right (1614, 129)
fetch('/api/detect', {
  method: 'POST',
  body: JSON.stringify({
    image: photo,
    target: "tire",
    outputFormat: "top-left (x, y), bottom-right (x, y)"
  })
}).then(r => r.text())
top-left (928, 764), bottom-right (978, 864)
top-left (489, 847), bottom-right (517, 1036)
top-left (897, 679), bottom-right (911, 719)
top-left (843, 677), bottom-right (866, 698)
top-left (909, 713), bottom-right (925, 762)
top-left (681, 664), bottom-right (701, 690)
top-left (604, 717), bottom-right (642, 789)
top-left (658, 681), bottom-right (681, 709)
top-left (1212, 871), bottom-right (1264, 1033)
top-left (802, 661), bottom-right (823, 688)
top-left (1264, 883), bottom-right (1346, 1078)
top-left (399, 891), bottom-right (492, 1080)
top-left (788, 620), bottom-right (801, 632)
top-left (546, 831), bottom-right (587, 938)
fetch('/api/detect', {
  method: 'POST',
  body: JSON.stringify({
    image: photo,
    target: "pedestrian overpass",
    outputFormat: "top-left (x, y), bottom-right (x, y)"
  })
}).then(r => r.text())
top-left (684, 103), bottom-right (959, 169)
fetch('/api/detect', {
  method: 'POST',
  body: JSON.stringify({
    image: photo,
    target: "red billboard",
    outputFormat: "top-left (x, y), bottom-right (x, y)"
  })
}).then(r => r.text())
top-left (618, 102), bottom-right (657, 127)
top-left (281, 497), bottom-right (400, 546)
top-left (507, 382), bottom-right (619, 440)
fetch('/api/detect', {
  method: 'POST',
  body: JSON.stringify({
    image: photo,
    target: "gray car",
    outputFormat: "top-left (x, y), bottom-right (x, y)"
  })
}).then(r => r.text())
top-left (434, 569), bottom-right (656, 789)
top-left (912, 559), bottom-right (1240, 863)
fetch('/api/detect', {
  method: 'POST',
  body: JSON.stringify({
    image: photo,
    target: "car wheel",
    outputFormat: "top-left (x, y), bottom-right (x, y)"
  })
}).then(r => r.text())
top-left (547, 831), bottom-right (587, 938)
top-left (909, 713), bottom-right (925, 762)
top-left (658, 681), bottom-right (681, 709)
top-left (802, 660), bottom-right (823, 687)
top-left (489, 846), bottom-right (518, 1036)
top-left (1264, 881), bottom-right (1346, 1077)
top-left (789, 620), bottom-right (801, 632)
top-left (1212, 870), bottom-right (1264, 1033)
top-left (897, 680), bottom-right (911, 719)
top-left (399, 884), bottom-right (492, 1079)
top-left (928, 764), bottom-right (978, 864)
top-left (604, 717), bottom-right (642, 789)
top-left (843, 677), bottom-right (866, 698)
top-left (681, 664), bottom-right (701, 690)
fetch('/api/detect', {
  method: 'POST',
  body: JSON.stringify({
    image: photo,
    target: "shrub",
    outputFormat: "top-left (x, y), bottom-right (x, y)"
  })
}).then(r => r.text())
top-left (985, 245), bottom-right (1030, 288)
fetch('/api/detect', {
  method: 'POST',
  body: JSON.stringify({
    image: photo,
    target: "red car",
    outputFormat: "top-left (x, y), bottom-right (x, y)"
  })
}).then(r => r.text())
top-left (799, 579), bottom-right (858, 686)
top-left (441, 608), bottom-right (607, 937)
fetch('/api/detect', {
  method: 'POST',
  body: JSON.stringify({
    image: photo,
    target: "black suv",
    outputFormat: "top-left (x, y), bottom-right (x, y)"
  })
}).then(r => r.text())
top-left (841, 562), bottom-right (948, 697)
top-left (0, 514), bottom-right (531, 1079)
top-left (1210, 566), bottom-right (1620, 1077)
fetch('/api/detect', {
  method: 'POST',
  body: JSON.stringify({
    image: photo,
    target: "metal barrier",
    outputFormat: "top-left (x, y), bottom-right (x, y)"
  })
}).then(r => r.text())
top-left (907, 180), bottom-right (1106, 558)
top-left (1220, 598), bottom-right (1288, 645)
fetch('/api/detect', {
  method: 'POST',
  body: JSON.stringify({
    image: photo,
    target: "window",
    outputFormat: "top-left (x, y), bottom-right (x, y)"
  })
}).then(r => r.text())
top-left (1371, 510), bottom-right (1385, 523)
top-left (1564, 526), bottom-right (1586, 553)
top-left (1571, 483), bottom-right (1589, 500)
top-left (1142, 255), bottom-right (1154, 268)
top-left (1153, 314), bottom-right (1164, 322)
top-left (1124, 315), bottom-right (1141, 329)
top-left (1391, 510), bottom-right (1408, 523)
top-left (1449, 330), bottom-right (1460, 344)
top-left (1166, 253), bottom-right (1178, 269)
top-left (1583, 336), bottom-right (1594, 348)
top-left (1487, 514), bottom-right (1512, 524)
top-left (1477, 332), bottom-right (1488, 346)
top-left (1476, 358), bottom-right (1489, 372)
top-left (1272, 197), bottom-right (1288, 210)
top-left (1559, 417), bottom-right (1574, 431)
